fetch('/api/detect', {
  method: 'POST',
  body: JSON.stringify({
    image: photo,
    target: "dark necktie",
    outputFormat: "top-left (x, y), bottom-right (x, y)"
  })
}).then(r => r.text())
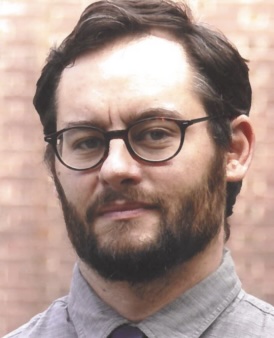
top-left (109, 325), bottom-right (147, 338)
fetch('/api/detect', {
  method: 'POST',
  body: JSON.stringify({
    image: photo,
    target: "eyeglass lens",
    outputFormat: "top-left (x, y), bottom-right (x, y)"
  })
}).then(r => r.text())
top-left (128, 118), bottom-right (181, 160)
top-left (55, 119), bottom-right (182, 170)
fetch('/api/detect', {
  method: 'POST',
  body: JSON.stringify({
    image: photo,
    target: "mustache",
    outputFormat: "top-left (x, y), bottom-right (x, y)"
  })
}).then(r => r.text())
top-left (85, 188), bottom-right (163, 223)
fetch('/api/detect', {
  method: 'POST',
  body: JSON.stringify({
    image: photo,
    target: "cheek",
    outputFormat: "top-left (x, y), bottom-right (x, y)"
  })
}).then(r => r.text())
top-left (149, 157), bottom-right (206, 191)
top-left (147, 142), bottom-right (215, 198)
top-left (56, 165), bottom-right (98, 212)
top-left (144, 165), bottom-right (188, 206)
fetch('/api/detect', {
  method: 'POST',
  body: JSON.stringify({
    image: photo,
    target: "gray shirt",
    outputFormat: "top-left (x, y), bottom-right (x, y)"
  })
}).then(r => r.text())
top-left (4, 250), bottom-right (274, 338)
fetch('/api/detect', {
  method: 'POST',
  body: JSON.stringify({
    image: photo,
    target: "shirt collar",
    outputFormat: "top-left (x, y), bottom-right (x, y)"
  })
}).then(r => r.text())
top-left (67, 249), bottom-right (241, 338)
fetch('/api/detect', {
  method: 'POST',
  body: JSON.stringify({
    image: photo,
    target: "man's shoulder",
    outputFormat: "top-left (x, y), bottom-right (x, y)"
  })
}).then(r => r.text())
top-left (214, 290), bottom-right (274, 337)
top-left (242, 292), bottom-right (274, 317)
top-left (3, 296), bottom-right (76, 338)
top-left (241, 292), bottom-right (274, 333)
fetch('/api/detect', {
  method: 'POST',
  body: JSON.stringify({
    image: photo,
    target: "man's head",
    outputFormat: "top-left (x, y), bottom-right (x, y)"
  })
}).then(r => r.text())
top-left (33, 0), bottom-right (254, 283)
top-left (34, 0), bottom-right (252, 224)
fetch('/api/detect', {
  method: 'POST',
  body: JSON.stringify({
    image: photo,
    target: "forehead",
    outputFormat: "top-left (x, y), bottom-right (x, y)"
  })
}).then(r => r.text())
top-left (57, 33), bottom-right (200, 127)
top-left (86, 33), bottom-right (190, 78)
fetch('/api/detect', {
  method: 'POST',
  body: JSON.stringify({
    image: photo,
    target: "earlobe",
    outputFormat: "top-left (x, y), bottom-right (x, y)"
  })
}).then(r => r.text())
top-left (226, 115), bottom-right (255, 182)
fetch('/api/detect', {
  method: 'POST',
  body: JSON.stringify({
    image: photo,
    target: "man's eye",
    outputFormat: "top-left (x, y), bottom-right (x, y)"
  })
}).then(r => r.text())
top-left (136, 128), bottom-right (173, 142)
top-left (73, 137), bottom-right (104, 150)
top-left (147, 129), bottom-right (169, 141)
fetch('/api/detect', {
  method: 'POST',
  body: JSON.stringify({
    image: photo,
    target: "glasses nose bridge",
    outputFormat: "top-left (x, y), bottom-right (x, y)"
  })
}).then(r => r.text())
top-left (105, 129), bottom-right (129, 144)
top-left (102, 128), bottom-right (136, 164)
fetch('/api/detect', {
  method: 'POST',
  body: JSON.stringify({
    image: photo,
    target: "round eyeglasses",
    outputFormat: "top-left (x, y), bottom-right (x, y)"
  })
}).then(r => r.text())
top-left (44, 116), bottom-right (216, 171)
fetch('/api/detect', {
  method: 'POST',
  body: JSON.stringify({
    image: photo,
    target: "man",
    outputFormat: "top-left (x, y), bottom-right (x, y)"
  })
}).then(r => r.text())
top-left (6, 0), bottom-right (274, 337)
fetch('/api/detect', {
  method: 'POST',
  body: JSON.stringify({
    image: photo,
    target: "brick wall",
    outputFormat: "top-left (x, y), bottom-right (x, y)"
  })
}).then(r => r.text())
top-left (1, 0), bottom-right (274, 335)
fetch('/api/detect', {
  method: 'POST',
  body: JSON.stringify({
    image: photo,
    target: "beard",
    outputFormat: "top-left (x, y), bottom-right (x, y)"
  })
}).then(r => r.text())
top-left (51, 149), bottom-right (226, 284)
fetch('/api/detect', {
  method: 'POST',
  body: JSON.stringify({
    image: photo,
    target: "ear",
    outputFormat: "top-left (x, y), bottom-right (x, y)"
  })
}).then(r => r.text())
top-left (226, 115), bottom-right (255, 182)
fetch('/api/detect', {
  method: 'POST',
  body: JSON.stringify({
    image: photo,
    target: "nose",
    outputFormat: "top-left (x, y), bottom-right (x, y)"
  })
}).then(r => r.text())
top-left (98, 139), bottom-right (142, 189)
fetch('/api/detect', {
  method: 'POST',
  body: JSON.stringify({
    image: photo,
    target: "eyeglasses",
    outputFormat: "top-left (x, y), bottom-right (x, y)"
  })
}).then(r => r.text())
top-left (44, 115), bottom-right (216, 171)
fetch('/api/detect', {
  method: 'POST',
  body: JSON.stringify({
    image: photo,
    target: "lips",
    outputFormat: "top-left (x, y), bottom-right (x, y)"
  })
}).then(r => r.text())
top-left (97, 200), bottom-right (155, 218)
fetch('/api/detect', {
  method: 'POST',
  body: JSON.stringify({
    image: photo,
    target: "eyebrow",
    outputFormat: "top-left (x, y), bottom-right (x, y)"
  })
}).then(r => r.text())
top-left (130, 108), bottom-right (184, 122)
top-left (62, 108), bottom-right (184, 130)
top-left (64, 120), bottom-right (107, 129)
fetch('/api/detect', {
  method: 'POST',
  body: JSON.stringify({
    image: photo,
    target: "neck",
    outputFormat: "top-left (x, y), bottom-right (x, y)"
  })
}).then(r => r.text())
top-left (79, 231), bottom-right (225, 322)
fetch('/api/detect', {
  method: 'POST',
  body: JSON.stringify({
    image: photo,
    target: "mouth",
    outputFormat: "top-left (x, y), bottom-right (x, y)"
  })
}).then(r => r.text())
top-left (97, 200), bottom-right (156, 220)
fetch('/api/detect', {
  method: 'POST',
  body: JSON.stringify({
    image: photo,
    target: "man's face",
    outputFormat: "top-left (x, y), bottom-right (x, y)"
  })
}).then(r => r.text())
top-left (54, 33), bottom-right (226, 283)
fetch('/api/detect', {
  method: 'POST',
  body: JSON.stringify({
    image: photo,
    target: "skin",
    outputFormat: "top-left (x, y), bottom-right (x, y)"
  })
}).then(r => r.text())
top-left (55, 32), bottom-right (254, 321)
